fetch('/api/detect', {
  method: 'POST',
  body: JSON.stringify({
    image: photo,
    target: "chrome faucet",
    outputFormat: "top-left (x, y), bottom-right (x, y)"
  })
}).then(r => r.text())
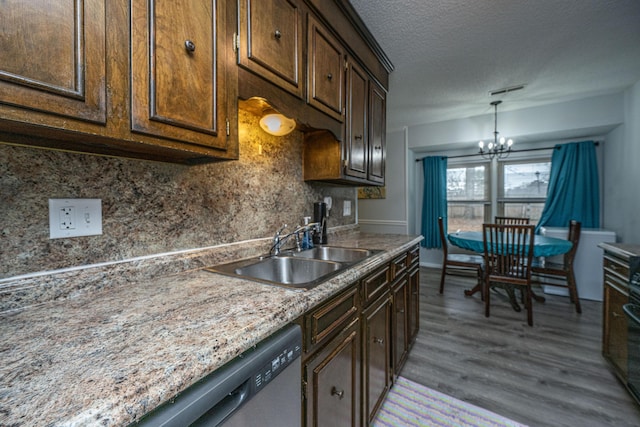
top-left (271, 222), bottom-right (322, 255)
top-left (272, 224), bottom-right (288, 255)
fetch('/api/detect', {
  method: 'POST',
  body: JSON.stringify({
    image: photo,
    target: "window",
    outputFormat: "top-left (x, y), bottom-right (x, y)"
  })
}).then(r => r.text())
top-left (498, 160), bottom-right (551, 223)
top-left (446, 163), bottom-right (489, 232)
top-left (445, 157), bottom-right (551, 231)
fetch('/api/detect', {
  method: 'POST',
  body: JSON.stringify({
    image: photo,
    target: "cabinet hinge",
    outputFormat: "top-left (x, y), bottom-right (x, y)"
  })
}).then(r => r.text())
top-left (345, 60), bottom-right (349, 71)
top-left (233, 32), bottom-right (240, 53)
top-left (226, 118), bottom-right (230, 136)
top-left (302, 379), bottom-right (307, 401)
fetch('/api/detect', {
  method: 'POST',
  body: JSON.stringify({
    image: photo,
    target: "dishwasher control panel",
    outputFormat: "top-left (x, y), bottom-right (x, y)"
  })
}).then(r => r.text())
top-left (254, 340), bottom-right (302, 391)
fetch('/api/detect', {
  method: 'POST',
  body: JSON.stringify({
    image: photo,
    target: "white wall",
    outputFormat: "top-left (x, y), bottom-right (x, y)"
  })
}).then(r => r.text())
top-left (603, 81), bottom-right (640, 243)
top-left (358, 128), bottom-right (409, 234)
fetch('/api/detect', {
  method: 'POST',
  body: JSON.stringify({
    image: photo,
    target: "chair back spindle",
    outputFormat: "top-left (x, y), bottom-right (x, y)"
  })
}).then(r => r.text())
top-left (482, 223), bottom-right (536, 325)
top-left (494, 216), bottom-right (530, 225)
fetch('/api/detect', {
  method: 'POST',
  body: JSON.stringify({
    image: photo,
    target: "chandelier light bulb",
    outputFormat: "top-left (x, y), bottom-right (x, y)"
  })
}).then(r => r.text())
top-left (477, 100), bottom-right (513, 160)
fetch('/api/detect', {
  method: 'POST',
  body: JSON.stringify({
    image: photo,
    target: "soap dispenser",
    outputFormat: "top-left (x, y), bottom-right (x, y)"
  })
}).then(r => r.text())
top-left (302, 216), bottom-right (314, 250)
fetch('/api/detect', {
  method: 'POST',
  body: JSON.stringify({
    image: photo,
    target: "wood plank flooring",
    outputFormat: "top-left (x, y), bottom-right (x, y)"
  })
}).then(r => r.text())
top-left (399, 267), bottom-right (640, 427)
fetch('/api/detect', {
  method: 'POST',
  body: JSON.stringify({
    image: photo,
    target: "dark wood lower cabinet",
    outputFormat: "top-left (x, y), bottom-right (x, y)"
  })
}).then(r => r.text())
top-left (602, 251), bottom-right (631, 381)
top-left (407, 265), bottom-right (420, 347)
top-left (392, 274), bottom-right (408, 376)
top-left (304, 318), bottom-right (361, 427)
top-left (363, 294), bottom-right (391, 425)
top-left (301, 244), bottom-right (420, 426)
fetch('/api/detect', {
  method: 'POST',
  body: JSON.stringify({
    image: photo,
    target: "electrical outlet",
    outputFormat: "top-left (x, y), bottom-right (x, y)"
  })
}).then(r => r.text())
top-left (49, 199), bottom-right (102, 239)
top-left (343, 200), bottom-right (351, 216)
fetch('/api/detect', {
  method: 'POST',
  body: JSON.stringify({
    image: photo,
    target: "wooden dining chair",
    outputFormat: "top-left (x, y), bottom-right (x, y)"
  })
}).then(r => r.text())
top-left (530, 220), bottom-right (582, 313)
top-left (494, 216), bottom-right (530, 225)
top-left (482, 223), bottom-right (536, 326)
top-left (438, 217), bottom-right (484, 294)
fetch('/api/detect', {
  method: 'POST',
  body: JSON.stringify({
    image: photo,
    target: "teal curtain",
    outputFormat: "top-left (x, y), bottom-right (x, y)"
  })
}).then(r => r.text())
top-left (536, 141), bottom-right (600, 233)
top-left (421, 156), bottom-right (448, 248)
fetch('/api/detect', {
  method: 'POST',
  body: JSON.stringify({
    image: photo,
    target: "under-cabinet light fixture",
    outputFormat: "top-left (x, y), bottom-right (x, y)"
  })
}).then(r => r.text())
top-left (259, 111), bottom-right (296, 136)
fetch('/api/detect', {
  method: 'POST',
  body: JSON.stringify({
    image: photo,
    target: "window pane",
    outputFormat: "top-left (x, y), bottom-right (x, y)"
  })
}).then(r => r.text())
top-left (448, 202), bottom-right (489, 232)
top-left (502, 162), bottom-right (550, 198)
top-left (447, 165), bottom-right (486, 201)
top-left (502, 202), bottom-right (546, 223)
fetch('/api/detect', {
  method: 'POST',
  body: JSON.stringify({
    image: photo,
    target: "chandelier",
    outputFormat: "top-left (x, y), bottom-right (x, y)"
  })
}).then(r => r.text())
top-left (478, 100), bottom-right (514, 160)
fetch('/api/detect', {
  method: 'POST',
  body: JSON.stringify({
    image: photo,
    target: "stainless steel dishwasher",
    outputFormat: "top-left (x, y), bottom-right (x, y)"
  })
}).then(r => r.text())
top-left (134, 324), bottom-right (302, 427)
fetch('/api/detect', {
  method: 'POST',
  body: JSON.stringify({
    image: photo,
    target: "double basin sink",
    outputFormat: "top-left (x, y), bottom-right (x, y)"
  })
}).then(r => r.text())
top-left (204, 246), bottom-right (380, 290)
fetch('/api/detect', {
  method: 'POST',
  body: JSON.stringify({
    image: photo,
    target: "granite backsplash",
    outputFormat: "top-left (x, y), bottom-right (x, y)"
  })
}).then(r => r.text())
top-left (0, 109), bottom-right (355, 279)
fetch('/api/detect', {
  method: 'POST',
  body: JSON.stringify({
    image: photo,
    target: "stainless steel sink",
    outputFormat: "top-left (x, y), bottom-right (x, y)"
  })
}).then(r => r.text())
top-left (287, 246), bottom-right (376, 262)
top-left (205, 256), bottom-right (343, 289)
top-left (204, 246), bottom-right (380, 290)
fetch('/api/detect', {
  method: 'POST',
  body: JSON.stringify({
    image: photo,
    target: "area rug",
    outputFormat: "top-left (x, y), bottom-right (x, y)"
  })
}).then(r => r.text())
top-left (372, 377), bottom-right (528, 427)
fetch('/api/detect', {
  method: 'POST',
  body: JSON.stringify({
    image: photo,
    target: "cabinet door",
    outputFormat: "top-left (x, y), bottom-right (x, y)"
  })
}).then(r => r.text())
top-left (0, 0), bottom-right (106, 123)
top-left (407, 266), bottom-right (420, 345)
top-left (307, 14), bottom-right (344, 122)
top-left (368, 80), bottom-right (386, 184)
top-left (392, 276), bottom-right (408, 375)
top-left (238, 0), bottom-right (304, 98)
top-left (305, 319), bottom-right (360, 427)
top-left (344, 60), bottom-right (368, 180)
top-left (131, 0), bottom-right (232, 150)
top-left (363, 296), bottom-right (391, 425)
top-left (604, 281), bottom-right (628, 378)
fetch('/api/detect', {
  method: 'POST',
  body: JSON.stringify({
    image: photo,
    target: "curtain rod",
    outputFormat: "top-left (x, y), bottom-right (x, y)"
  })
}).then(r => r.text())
top-left (415, 141), bottom-right (599, 162)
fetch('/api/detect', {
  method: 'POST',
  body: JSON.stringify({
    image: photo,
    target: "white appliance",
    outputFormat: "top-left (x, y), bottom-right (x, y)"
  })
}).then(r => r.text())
top-left (540, 227), bottom-right (616, 301)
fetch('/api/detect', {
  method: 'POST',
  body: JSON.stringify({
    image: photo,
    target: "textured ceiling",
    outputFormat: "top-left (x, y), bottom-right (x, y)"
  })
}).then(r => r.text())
top-left (349, 0), bottom-right (640, 131)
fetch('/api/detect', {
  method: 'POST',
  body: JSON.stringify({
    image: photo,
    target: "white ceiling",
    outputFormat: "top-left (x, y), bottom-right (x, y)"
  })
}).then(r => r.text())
top-left (349, 0), bottom-right (640, 132)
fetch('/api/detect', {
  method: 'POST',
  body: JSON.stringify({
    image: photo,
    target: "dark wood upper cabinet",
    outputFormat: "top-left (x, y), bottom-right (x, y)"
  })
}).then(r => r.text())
top-left (344, 59), bottom-right (368, 180)
top-left (0, 0), bottom-right (389, 168)
top-left (238, 0), bottom-right (304, 98)
top-left (131, 0), bottom-right (232, 151)
top-left (303, 61), bottom-right (387, 186)
top-left (307, 14), bottom-right (345, 122)
top-left (0, 0), bottom-right (106, 124)
top-left (368, 80), bottom-right (386, 185)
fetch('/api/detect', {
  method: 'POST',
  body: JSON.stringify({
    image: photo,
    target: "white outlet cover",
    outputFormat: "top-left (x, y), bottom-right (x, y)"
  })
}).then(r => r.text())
top-left (49, 199), bottom-right (102, 239)
top-left (343, 200), bottom-right (352, 216)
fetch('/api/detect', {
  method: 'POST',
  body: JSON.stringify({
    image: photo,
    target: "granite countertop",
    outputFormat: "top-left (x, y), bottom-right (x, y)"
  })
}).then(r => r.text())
top-left (598, 242), bottom-right (640, 260)
top-left (0, 232), bottom-right (422, 426)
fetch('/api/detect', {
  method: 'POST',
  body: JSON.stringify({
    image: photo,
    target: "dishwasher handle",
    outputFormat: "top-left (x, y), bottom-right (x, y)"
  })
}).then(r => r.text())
top-left (192, 380), bottom-right (250, 427)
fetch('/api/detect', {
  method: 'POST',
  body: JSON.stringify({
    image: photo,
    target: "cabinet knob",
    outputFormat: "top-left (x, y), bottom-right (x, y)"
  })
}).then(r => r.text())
top-left (327, 73), bottom-right (333, 81)
top-left (354, 134), bottom-right (363, 140)
top-left (397, 308), bottom-right (405, 314)
top-left (331, 386), bottom-right (344, 399)
top-left (274, 29), bottom-right (282, 39)
top-left (374, 145), bottom-right (382, 150)
top-left (373, 337), bottom-right (384, 345)
top-left (184, 40), bottom-right (196, 53)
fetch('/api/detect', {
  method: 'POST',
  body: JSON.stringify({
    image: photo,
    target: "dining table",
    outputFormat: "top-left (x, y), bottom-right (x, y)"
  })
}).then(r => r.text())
top-left (447, 230), bottom-right (573, 310)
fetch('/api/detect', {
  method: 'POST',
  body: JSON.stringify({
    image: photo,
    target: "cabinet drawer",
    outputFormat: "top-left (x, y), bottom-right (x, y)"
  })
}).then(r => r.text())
top-left (604, 255), bottom-right (630, 282)
top-left (362, 265), bottom-right (390, 305)
top-left (390, 254), bottom-right (408, 281)
top-left (408, 245), bottom-right (420, 266)
top-left (306, 287), bottom-right (358, 351)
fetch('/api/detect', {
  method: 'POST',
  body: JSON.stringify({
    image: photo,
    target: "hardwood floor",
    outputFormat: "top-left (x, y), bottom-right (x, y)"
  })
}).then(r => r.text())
top-left (399, 267), bottom-right (640, 427)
